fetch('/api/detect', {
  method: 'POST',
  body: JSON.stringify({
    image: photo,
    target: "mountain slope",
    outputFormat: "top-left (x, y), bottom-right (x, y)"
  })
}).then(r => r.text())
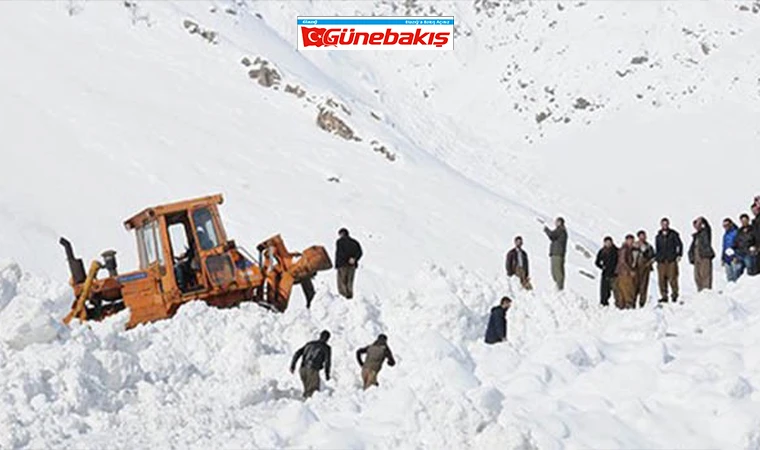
top-left (1, 1), bottom-right (760, 449)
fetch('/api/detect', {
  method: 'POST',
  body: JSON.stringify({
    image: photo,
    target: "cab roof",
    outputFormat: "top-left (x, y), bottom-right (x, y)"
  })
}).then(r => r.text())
top-left (123, 194), bottom-right (223, 230)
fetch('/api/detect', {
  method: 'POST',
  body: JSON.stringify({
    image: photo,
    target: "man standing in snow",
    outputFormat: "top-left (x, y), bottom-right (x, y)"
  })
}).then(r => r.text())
top-left (732, 213), bottom-right (756, 279)
top-left (616, 234), bottom-right (636, 309)
top-left (595, 236), bottom-right (618, 307)
top-left (543, 217), bottom-right (568, 291)
top-left (506, 236), bottom-right (532, 290)
top-left (290, 330), bottom-right (332, 399)
top-left (632, 230), bottom-right (655, 308)
top-left (655, 217), bottom-right (683, 303)
top-left (721, 218), bottom-right (739, 282)
top-left (484, 296), bottom-right (511, 344)
top-left (356, 334), bottom-right (396, 390)
top-left (688, 217), bottom-right (715, 292)
top-left (335, 228), bottom-right (363, 299)
top-left (751, 201), bottom-right (760, 275)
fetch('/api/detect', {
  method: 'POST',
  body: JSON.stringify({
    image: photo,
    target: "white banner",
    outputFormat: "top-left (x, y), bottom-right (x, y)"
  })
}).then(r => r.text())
top-left (297, 16), bottom-right (454, 51)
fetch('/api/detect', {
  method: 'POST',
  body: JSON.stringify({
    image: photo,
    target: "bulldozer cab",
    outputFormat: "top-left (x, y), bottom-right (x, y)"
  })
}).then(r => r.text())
top-left (125, 195), bottom-right (235, 300)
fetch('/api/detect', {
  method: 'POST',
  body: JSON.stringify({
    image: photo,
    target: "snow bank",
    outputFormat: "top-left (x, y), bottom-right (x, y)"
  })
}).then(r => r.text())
top-left (1, 261), bottom-right (759, 449)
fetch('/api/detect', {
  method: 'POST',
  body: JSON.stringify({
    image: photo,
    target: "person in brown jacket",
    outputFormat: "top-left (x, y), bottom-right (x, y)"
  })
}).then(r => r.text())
top-left (356, 334), bottom-right (396, 390)
top-left (688, 217), bottom-right (715, 292)
top-left (615, 234), bottom-right (636, 309)
top-left (506, 236), bottom-right (532, 290)
top-left (632, 230), bottom-right (655, 308)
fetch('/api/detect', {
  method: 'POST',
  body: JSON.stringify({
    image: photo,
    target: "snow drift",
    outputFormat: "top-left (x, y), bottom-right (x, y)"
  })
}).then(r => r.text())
top-left (1, 0), bottom-right (760, 449)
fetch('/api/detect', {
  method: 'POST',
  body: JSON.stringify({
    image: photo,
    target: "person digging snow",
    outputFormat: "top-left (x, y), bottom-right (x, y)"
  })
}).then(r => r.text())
top-left (290, 330), bottom-right (332, 399)
top-left (485, 296), bottom-right (512, 344)
top-left (356, 334), bottom-right (396, 390)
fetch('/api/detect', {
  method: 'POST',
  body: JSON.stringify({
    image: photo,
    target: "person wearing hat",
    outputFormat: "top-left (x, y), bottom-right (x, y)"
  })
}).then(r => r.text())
top-left (356, 334), bottom-right (396, 390)
top-left (335, 228), bottom-right (363, 299)
top-left (290, 330), bottom-right (332, 398)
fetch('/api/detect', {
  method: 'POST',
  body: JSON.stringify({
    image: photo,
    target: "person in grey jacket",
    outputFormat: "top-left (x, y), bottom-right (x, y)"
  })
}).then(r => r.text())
top-left (544, 217), bottom-right (568, 291)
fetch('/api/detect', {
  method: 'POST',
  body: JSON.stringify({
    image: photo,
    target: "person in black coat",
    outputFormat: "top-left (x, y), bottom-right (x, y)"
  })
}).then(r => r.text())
top-left (485, 297), bottom-right (512, 344)
top-left (335, 228), bottom-right (363, 299)
top-left (732, 213), bottom-right (757, 279)
top-left (655, 217), bottom-right (683, 303)
top-left (595, 236), bottom-right (618, 307)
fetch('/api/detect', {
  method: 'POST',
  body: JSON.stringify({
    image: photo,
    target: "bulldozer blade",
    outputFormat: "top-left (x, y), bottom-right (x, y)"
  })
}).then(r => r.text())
top-left (301, 277), bottom-right (315, 308)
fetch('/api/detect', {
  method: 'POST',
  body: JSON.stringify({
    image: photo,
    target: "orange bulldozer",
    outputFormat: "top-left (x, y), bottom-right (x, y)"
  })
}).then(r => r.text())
top-left (60, 194), bottom-right (333, 329)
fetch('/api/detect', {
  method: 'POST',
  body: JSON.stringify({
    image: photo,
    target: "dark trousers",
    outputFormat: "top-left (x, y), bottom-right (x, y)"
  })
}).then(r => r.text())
top-left (600, 276), bottom-right (615, 306)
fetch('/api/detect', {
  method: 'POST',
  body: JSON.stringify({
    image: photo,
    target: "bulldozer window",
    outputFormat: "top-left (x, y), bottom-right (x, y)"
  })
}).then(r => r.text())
top-left (192, 207), bottom-right (220, 250)
top-left (138, 221), bottom-right (162, 269)
top-left (168, 223), bottom-right (190, 258)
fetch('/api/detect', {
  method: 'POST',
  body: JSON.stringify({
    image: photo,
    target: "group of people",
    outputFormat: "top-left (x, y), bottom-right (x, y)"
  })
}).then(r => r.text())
top-left (501, 196), bottom-right (760, 312)
top-left (290, 330), bottom-right (396, 398)
top-left (291, 227), bottom-right (388, 398)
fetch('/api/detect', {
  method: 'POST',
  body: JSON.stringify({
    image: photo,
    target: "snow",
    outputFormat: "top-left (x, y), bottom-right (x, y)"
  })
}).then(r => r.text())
top-left (1, 0), bottom-right (760, 448)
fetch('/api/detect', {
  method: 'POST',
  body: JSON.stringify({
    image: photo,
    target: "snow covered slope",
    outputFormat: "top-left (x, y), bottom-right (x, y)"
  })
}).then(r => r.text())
top-left (1, 0), bottom-right (760, 449)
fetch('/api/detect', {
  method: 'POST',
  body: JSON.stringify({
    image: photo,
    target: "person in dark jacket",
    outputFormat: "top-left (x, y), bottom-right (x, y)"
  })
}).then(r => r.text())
top-left (732, 213), bottom-right (757, 279)
top-left (543, 217), bottom-right (568, 291)
top-left (595, 236), bottom-right (618, 307)
top-left (616, 234), bottom-right (636, 309)
top-left (721, 218), bottom-right (739, 282)
top-left (688, 217), bottom-right (715, 292)
top-left (484, 297), bottom-right (512, 344)
top-left (290, 330), bottom-right (332, 398)
top-left (506, 236), bottom-right (532, 290)
top-left (335, 228), bottom-right (363, 299)
top-left (356, 334), bottom-right (396, 390)
top-left (655, 217), bottom-right (683, 303)
top-left (632, 230), bottom-right (655, 308)
top-left (752, 202), bottom-right (760, 275)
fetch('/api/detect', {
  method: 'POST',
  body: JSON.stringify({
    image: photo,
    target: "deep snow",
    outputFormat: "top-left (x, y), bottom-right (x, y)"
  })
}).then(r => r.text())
top-left (1, 0), bottom-right (760, 449)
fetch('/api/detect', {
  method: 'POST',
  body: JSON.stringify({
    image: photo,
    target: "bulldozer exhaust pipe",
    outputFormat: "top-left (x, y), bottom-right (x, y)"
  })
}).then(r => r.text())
top-left (59, 237), bottom-right (86, 284)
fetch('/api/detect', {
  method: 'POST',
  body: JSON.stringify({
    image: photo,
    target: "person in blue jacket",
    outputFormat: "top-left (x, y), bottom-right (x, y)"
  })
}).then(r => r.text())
top-left (721, 218), bottom-right (739, 281)
top-left (485, 296), bottom-right (512, 344)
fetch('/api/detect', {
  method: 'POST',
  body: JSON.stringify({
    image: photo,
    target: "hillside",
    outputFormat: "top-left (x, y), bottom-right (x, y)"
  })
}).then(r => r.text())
top-left (1, 1), bottom-right (759, 449)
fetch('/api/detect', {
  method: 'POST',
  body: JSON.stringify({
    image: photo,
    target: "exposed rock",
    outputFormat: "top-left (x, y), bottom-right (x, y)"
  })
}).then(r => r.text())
top-left (573, 97), bottom-right (591, 110)
top-left (316, 107), bottom-right (360, 141)
top-left (700, 42), bottom-right (711, 55)
top-left (241, 57), bottom-right (252, 67)
top-left (327, 177), bottom-right (340, 183)
top-left (284, 84), bottom-right (306, 98)
top-left (370, 111), bottom-right (382, 121)
top-left (247, 58), bottom-right (281, 88)
top-left (371, 142), bottom-right (397, 162)
top-left (183, 19), bottom-right (218, 44)
top-left (535, 110), bottom-right (551, 124)
top-left (630, 55), bottom-right (649, 65)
